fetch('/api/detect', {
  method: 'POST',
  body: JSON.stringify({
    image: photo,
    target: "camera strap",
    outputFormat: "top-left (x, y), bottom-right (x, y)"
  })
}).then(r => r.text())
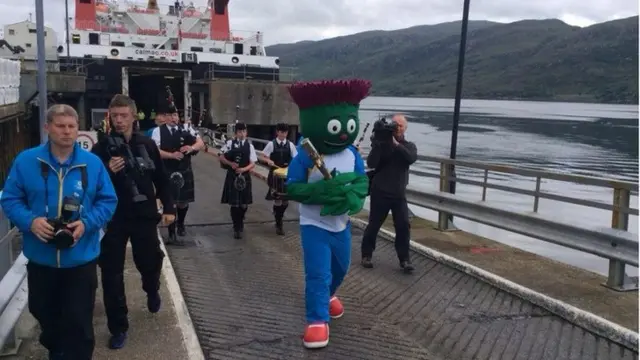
top-left (39, 162), bottom-right (89, 218)
top-left (40, 163), bottom-right (49, 216)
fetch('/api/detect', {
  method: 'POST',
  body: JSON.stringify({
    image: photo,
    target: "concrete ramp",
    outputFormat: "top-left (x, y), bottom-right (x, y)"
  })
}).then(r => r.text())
top-left (162, 154), bottom-right (638, 359)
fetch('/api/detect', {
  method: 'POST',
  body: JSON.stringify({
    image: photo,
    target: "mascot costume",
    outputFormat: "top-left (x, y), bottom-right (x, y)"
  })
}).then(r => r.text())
top-left (286, 79), bottom-right (370, 349)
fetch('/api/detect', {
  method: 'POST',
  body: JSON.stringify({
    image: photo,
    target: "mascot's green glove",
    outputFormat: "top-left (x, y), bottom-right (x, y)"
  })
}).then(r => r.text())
top-left (320, 174), bottom-right (368, 216)
top-left (287, 173), bottom-right (369, 216)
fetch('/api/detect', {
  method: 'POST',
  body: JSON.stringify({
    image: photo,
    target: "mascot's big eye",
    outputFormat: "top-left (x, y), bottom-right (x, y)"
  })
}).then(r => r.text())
top-left (346, 118), bottom-right (357, 133)
top-left (327, 119), bottom-right (341, 134)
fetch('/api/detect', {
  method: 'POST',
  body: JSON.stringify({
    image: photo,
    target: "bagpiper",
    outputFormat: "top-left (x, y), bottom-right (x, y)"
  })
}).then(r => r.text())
top-left (259, 122), bottom-right (297, 235)
top-left (219, 122), bottom-right (258, 239)
top-left (150, 94), bottom-right (204, 244)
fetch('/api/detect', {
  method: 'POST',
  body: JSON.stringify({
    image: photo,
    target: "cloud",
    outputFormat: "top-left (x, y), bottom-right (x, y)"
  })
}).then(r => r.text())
top-left (0, 0), bottom-right (636, 45)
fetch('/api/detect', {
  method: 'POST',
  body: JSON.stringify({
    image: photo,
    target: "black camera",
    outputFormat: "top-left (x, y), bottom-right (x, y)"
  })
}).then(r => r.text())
top-left (106, 133), bottom-right (156, 203)
top-left (372, 117), bottom-right (398, 143)
top-left (47, 196), bottom-right (81, 250)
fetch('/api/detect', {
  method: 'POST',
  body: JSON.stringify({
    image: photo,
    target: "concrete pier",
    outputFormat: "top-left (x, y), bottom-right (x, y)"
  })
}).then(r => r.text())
top-left (6, 152), bottom-right (638, 360)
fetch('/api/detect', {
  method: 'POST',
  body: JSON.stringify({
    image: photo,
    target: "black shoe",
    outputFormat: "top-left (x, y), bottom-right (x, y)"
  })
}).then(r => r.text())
top-left (276, 225), bottom-right (284, 235)
top-left (177, 225), bottom-right (186, 236)
top-left (147, 291), bottom-right (161, 313)
top-left (166, 232), bottom-right (177, 245)
top-left (361, 256), bottom-right (373, 268)
top-left (400, 260), bottom-right (414, 273)
top-left (233, 230), bottom-right (242, 239)
top-left (49, 352), bottom-right (64, 360)
top-left (108, 332), bottom-right (127, 349)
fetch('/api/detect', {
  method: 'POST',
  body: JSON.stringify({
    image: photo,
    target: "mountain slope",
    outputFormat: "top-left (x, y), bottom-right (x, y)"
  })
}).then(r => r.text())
top-left (267, 17), bottom-right (638, 104)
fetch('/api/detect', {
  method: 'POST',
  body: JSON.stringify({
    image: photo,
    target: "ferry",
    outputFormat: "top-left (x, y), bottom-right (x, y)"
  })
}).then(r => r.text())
top-left (9, 0), bottom-right (284, 134)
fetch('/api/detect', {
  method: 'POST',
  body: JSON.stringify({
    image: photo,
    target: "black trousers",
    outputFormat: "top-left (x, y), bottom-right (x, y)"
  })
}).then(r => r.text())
top-left (361, 192), bottom-right (411, 262)
top-left (27, 259), bottom-right (98, 359)
top-left (99, 219), bottom-right (164, 335)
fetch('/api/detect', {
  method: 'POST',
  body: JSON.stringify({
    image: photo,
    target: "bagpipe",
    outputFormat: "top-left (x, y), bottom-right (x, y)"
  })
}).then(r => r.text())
top-left (232, 149), bottom-right (247, 191)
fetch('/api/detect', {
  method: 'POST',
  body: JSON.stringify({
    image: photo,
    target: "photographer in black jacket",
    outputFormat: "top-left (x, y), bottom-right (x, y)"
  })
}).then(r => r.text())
top-left (361, 114), bottom-right (417, 273)
top-left (91, 94), bottom-right (176, 350)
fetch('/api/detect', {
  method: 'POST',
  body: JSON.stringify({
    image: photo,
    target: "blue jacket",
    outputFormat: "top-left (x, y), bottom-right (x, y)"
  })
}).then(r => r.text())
top-left (145, 127), bottom-right (156, 137)
top-left (0, 142), bottom-right (118, 268)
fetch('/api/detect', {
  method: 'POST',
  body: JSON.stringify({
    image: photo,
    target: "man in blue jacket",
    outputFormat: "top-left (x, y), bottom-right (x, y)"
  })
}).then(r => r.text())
top-left (0, 104), bottom-right (118, 360)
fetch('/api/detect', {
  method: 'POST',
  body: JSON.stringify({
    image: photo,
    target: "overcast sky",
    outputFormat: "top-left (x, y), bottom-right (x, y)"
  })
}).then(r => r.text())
top-left (0, 0), bottom-right (637, 45)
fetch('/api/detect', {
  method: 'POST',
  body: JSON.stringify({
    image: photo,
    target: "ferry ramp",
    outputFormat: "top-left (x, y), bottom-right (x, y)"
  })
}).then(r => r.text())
top-left (164, 153), bottom-right (638, 360)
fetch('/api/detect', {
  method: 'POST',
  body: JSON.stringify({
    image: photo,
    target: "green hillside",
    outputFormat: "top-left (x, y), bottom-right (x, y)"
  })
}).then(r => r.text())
top-left (267, 17), bottom-right (639, 104)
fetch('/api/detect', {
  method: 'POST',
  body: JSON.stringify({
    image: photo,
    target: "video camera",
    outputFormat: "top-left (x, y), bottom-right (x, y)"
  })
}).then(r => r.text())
top-left (47, 195), bottom-right (81, 249)
top-left (371, 117), bottom-right (398, 143)
top-left (106, 132), bottom-right (156, 203)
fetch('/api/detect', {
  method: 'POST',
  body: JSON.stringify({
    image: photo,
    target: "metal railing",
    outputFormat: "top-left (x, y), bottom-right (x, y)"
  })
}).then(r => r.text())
top-left (205, 131), bottom-right (638, 291)
top-left (203, 65), bottom-right (298, 83)
top-left (408, 155), bottom-right (638, 291)
top-left (0, 190), bottom-right (25, 355)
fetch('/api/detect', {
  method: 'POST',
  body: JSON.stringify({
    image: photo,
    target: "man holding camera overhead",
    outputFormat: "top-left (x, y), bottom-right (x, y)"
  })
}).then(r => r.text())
top-left (360, 114), bottom-right (418, 273)
top-left (91, 94), bottom-right (176, 350)
top-left (0, 104), bottom-right (118, 360)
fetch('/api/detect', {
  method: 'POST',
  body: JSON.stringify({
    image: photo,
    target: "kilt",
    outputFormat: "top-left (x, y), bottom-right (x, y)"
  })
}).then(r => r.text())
top-left (169, 167), bottom-right (195, 204)
top-left (221, 170), bottom-right (252, 206)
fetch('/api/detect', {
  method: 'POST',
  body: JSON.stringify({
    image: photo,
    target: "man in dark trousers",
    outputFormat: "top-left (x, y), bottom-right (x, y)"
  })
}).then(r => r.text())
top-left (91, 94), bottom-right (176, 350)
top-left (219, 122), bottom-right (258, 239)
top-left (150, 101), bottom-right (204, 244)
top-left (259, 122), bottom-right (297, 235)
top-left (361, 114), bottom-right (418, 273)
top-left (1, 104), bottom-right (118, 360)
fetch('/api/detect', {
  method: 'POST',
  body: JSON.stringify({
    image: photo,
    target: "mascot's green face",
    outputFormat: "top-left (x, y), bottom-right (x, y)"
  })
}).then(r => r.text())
top-left (299, 103), bottom-right (360, 155)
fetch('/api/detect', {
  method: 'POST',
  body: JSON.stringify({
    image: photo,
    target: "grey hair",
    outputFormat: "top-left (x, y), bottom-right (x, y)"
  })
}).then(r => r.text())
top-left (46, 104), bottom-right (79, 123)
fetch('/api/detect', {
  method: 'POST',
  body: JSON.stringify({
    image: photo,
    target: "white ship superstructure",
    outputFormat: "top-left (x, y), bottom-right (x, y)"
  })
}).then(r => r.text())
top-left (64, 0), bottom-right (278, 68)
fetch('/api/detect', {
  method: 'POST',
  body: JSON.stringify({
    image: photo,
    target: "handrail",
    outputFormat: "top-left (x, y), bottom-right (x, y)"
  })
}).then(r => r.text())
top-left (405, 188), bottom-right (638, 266)
top-left (415, 154), bottom-right (638, 191)
top-left (0, 189), bottom-right (24, 353)
top-left (202, 131), bottom-right (638, 291)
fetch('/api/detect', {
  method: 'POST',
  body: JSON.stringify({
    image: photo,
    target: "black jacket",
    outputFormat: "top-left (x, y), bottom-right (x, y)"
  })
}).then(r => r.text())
top-left (367, 138), bottom-right (418, 197)
top-left (92, 132), bottom-right (175, 221)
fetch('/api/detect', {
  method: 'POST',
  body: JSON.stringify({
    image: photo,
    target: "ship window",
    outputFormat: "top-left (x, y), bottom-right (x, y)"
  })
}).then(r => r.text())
top-left (132, 42), bottom-right (145, 48)
top-left (8, 29), bottom-right (14, 35)
top-left (72, 34), bottom-right (81, 44)
top-left (26, 43), bottom-right (32, 47)
top-left (111, 41), bottom-right (125, 47)
top-left (190, 46), bottom-right (203, 52)
top-left (210, 48), bottom-right (222, 53)
top-left (80, 0), bottom-right (91, 3)
top-left (29, 29), bottom-right (36, 34)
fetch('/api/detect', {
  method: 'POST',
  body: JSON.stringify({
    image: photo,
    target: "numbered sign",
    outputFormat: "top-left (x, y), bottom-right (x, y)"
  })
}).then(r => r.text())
top-left (77, 131), bottom-right (98, 151)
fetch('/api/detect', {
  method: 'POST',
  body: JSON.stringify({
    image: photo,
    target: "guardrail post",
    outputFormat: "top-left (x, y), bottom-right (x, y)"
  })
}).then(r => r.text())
top-left (602, 187), bottom-right (638, 292)
top-left (437, 164), bottom-right (452, 230)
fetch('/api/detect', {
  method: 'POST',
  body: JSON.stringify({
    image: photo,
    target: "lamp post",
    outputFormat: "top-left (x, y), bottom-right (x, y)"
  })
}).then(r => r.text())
top-left (65, 0), bottom-right (70, 58)
top-left (446, 0), bottom-right (471, 224)
top-left (35, 0), bottom-right (47, 144)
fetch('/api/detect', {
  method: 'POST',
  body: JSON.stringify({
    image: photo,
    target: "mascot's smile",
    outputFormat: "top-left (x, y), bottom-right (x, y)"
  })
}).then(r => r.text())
top-left (324, 140), bottom-right (347, 147)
